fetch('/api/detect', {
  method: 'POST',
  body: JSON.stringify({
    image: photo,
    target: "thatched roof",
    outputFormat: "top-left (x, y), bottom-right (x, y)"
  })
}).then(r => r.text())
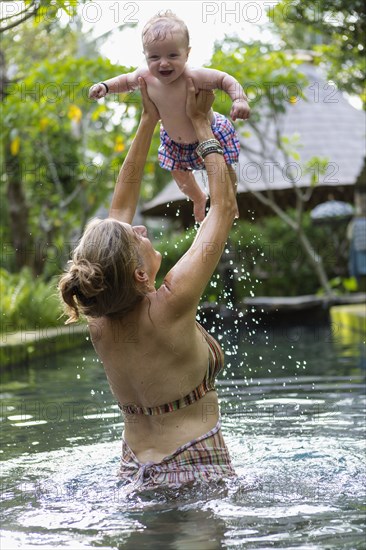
top-left (141, 60), bottom-right (365, 225)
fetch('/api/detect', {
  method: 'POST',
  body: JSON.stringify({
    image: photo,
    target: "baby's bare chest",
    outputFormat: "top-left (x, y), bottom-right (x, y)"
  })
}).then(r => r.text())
top-left (148, 80), bottom-right (187, 115)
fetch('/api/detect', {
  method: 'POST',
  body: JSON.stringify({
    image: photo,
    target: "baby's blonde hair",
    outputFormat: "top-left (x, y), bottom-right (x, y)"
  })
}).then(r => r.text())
top-left (142, 10), bottom-right (190, 49)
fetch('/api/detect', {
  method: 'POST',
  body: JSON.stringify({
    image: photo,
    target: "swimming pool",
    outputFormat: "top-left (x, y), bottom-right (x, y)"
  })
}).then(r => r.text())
top-left (1, 319), bottom-right (365, 549)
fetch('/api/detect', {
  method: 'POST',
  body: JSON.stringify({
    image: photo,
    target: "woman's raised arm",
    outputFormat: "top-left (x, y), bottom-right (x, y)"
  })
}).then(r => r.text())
top-left (109, 77), bottom-right (160, 223)
top-left (162, 79), bottom-right (238, 317)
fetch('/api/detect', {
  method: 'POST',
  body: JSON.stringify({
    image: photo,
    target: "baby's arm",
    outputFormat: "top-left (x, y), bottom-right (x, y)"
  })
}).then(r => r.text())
top-left (89, 69), bottom-right (143, 99)
top-left (192, 67), bottom-right (250, 121)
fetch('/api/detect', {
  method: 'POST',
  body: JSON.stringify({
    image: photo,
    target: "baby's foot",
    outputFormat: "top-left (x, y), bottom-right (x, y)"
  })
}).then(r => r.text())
top-left (193, 194), bottom-right (207, 223)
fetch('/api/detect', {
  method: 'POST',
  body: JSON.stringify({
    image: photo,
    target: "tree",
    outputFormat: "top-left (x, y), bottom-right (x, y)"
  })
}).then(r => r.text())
top-left (1, 1), bottom-right (78, 274)
top-left (0, 0), bottom-right (76, 32)
top-left (209, 39), bottom-right (334, 295)
top-left (0, 1), bottom-right (169, 277)
top-left (1, 13), bottom-right (144, 275)
top-left (269, 0), bottom-right (366, 105)
top-left (0, 0), bottom-right (78, 98)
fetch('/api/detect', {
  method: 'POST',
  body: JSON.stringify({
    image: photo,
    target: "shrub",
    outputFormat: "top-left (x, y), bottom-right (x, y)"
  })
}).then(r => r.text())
top-left (230, 212), bottom-right (350, 298)
top-left (0, 268), bottom-right (63, 332)
top-left (154, 210), bottom-right (350, 301)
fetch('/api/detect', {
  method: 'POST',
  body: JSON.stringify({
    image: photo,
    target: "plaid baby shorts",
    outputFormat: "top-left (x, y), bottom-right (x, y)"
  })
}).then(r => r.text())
top-left (158, 112), bottom-right (240, 171)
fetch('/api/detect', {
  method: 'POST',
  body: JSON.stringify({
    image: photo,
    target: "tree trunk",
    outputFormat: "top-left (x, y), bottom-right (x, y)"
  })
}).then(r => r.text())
top-left (5, 143), bottom-right (34, 271)
top-left (0, 49), bottom-right (7, 100)
top-left (2, 47), bottom-right (34, 272)
top-left (250, 189), bottom-right (334, 296)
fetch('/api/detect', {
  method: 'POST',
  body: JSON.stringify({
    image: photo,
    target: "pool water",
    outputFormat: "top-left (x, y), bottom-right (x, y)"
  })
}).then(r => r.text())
top-left (1, 319), bottom-right (365, 549)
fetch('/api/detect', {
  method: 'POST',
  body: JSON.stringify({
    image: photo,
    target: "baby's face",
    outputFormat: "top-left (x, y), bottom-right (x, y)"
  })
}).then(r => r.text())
top-left (143, 29), bottom-right (190, 84)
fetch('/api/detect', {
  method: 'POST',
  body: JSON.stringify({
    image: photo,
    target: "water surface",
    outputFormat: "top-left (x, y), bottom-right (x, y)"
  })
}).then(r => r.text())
top-left (1, 320), bottom-right (365, 549)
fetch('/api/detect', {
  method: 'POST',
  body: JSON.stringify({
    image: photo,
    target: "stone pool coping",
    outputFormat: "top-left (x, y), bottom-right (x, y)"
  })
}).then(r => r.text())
top-left (0, 324), bottom-right (90, 370)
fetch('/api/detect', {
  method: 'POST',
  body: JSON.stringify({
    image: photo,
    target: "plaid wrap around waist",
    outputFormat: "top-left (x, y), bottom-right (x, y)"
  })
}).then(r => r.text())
top-left (119, 420), bottom-right (236, 489)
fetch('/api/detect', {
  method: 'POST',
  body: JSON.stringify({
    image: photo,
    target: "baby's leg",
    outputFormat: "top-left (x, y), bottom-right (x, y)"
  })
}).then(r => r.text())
top-left (227, 164), bottom-right (239, 219)
top-left (172, 170), bottom-right (207, 223)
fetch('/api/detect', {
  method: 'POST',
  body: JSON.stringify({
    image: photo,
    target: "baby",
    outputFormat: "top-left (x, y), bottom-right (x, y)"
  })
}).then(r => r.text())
top-left (89, 11), bottom-right (250, 222)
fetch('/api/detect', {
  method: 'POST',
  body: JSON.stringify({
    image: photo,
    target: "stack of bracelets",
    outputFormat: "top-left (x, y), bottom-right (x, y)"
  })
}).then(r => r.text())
top-left (196, 139), bottom-right (224, 159)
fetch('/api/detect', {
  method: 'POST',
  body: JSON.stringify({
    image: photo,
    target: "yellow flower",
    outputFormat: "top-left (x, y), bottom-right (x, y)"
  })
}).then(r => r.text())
top-left (10, 136), bottom-right (20, 156)
top-left (289, 96), bottom-right (298, 104)
top-left (91, 105), bottom-right (106, 121)
top-left (67, 104), bottom-right (82, 123)
top-left (145, 162), bottom-right (155, 174)
top-left (40, 117), bottom-right (49, 132)
top-left (114, 136), bottom-right (125, 153)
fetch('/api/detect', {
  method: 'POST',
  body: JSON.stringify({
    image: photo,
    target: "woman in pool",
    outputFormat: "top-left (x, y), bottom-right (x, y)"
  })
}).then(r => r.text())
top-left (59, 77), bottom-right (237, 490)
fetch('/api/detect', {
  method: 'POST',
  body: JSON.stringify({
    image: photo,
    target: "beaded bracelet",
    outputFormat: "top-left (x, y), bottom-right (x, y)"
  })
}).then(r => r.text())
top-left (196, 138), bottom-right (222, 159)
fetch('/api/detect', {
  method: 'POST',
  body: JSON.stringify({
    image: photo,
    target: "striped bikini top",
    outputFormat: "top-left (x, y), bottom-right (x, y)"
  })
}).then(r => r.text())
top-left (118, 323), bottom-right (224, 416)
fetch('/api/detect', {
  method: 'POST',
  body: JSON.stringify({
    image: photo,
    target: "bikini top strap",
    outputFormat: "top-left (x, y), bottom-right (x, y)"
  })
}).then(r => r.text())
top-left (195, 322), bottom-right (224, 379)
top-left (118, 374), bottom-right (214, 416)
top-left (118, 323), bottom-right (224, 416)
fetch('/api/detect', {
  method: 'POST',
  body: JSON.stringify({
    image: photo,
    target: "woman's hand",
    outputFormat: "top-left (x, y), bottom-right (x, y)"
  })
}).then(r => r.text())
top-left (186, 78), bottom-right (215, 122)
top-left (138, 77), bottom-right (160, 125)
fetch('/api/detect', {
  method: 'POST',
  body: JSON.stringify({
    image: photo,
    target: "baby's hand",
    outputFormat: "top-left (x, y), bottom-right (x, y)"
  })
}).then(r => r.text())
top-left (230, 99), bottom-right (250, 121)
top-left (89, 83), bottom-right (108, 100)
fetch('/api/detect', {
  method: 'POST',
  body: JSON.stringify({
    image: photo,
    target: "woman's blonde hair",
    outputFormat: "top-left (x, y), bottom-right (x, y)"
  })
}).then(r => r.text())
top-left (59, 218), bottom-right (145, 323)
top-left (142, 10), bottom-right (190, 48)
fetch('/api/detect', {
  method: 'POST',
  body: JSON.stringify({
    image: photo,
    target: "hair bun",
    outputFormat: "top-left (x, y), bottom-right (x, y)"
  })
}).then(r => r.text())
top-left (71, 259), bottom-right (105, 299)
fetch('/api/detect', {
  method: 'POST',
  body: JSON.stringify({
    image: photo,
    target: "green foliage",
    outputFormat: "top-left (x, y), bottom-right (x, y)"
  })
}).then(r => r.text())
top-left (154, 211), bottom-right (352, 302)
top-left (2, 8), bottom-right (355, 329)
top-left (2, 54), bottom-right (131, 274)
top-left (1, 17), bottom-right (135, 275)
top-left (155, 227), bottom-right (196, 286)
top-left (230, 215), bottom-right (317, 297)
top-left (304, 157), bottom-right (330, 186)
top-left (318, 276), bottom-right (359, 295)
top-left (269, 0), bottom-right (366, 105)
top-left (208, 39), bottom-right (309, 117)
top-left (154, 226), bottom-right (234, 303)
top-left (0, 0), bottom-right (78, 33)
top-left (208, 36), bottom-right (340, 297)
top-left (1, 14), bottom-right (170, 277)
top-left (0, 268), bottom-right (63, 331)
top-left (234, 213), bottom-right (353, 297)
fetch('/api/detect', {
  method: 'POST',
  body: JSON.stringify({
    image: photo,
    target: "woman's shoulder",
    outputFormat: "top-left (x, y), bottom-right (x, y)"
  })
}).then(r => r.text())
top-left (147, 285), bottom-right (199, 325)
top-left (88, 316), bottom-right (112, 346)
top-left (87, 290), bottom-right (198, 342)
